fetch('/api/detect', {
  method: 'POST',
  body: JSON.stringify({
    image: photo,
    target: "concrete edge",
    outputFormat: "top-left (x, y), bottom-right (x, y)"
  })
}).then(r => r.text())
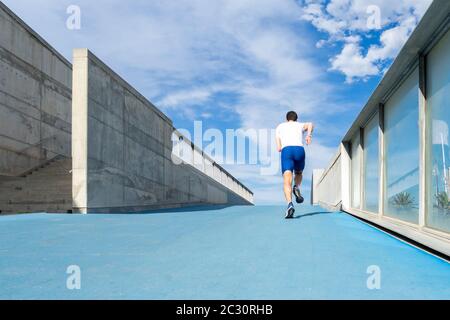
top-left (73, 48), bottom-right (172, 124)
top-left (318, 200), bottom-right (342, 212)
top-left (73, 160), bottom-right (254, 213)
top-left (344, 206), bottom-right (450, 258)
top-left (317, 150), bottom-right (341, 185)
top-left (72, 202), bottom-right (234, 214)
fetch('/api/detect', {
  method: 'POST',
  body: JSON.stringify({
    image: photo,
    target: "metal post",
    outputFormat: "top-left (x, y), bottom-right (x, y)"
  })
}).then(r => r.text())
top-left (360, 127), bottom-right (364, 210)
top-left (378, 103), bottom-right (385, 218)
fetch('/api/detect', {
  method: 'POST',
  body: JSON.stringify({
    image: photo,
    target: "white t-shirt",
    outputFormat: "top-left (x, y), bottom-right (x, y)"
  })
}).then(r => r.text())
top-left (276, 121), bottom-right (305, 149)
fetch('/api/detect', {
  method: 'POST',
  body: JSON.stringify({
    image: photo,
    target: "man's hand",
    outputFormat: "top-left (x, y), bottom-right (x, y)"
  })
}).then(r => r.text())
top-left (303, 122), bottom-right (314, 146)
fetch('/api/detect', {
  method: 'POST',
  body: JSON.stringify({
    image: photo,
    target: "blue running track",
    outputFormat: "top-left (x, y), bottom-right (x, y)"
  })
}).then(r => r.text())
top-left (0, 205), bottom-right (449, 299)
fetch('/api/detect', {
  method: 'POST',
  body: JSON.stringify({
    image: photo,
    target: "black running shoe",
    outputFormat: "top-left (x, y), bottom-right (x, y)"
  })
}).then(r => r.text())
top-left (293, 185), bottom-right (304, 204)
top-left (285, 202), bottom-right (295, 219)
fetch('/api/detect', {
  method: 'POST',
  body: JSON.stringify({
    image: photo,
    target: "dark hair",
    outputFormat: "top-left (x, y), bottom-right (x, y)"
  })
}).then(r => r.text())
top-left (286, 111), bottom-right (298, 121)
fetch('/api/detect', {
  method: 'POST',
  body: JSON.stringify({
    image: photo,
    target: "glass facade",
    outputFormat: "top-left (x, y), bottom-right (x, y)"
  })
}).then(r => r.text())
top-left (384, 68), bottom-right (420, 223)
top-left (363, 114), bottom-right (379, 213)
top-left (351, 133), bottom-right (361, 208)
top-left (320, 11), bottom-right (450, 253)
top-left (426, 30), bottom-right (450, 233)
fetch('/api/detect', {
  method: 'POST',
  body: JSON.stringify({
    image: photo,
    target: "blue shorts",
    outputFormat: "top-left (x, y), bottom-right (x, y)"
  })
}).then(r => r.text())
top-left (281, 146), bottom-right (305, 174)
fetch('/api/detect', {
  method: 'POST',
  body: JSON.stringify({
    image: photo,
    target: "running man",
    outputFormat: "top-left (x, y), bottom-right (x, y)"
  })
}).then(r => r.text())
top-left (276, 111), bottom-right (314, 219)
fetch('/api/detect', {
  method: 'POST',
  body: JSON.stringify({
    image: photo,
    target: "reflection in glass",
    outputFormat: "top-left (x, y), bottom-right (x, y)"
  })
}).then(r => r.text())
top-left (351, 133), bottom-right (361, 208)
top-left (363, 115), bottom-right (379, 213)
top-left (384, 68), bottom-right (419, 223)
top-left (427, 30), bottom-right (450, 233)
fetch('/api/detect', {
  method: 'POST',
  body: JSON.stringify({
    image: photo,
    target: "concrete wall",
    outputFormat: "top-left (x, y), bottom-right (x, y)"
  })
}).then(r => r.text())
top-left (312, 143), bottom-right (350, 209)
top-left (0, 3), bottom-right (72, 176)
top-left (310, 169), bottom-right (324, 205)
top-left (315, 151), bottom-right (342, 211)
top-left (171, 130), bottom-right (253, 204)
top-left (72, 49), bottom-right (253, 213)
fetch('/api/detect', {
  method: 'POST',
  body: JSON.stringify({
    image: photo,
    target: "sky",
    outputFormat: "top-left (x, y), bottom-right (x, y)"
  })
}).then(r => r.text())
top-left (2, 0), bottom-right (433, 204)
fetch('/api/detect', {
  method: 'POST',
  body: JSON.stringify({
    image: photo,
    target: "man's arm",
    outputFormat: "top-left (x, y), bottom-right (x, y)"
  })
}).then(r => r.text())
top-left (276, 126), bottom-right (282, 152)
top-left (276, 136), bottom-right (282, 152)
top-left (303, 122), bottom-right (314, 145)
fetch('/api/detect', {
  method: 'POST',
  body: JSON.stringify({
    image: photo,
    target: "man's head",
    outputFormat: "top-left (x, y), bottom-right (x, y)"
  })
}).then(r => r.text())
top-left (286, 111), bottom-right (298, 122)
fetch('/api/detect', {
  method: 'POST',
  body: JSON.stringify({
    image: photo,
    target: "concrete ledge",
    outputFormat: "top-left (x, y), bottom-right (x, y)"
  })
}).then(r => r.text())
top-left (344, 206), bottom-right (450, 258)
top-left (318, 201), bottom-right (342, 212)
top-left (72, 49), bottom-right (170, 124)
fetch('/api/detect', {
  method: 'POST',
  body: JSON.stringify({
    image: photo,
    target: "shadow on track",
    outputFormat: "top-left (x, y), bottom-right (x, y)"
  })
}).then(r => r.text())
top-left (293, 211), bottom-right (332, 219)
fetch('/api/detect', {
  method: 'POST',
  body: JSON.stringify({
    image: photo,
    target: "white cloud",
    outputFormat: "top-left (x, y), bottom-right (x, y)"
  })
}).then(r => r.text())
top-left (299, 0), bottom-right (433, 82)
top-left (159, 90), bottom-right (212, 109)
top-left (330, 42), bottom-right (379, 83)
top-left (301, 2), bottom-right (347, 35)
top-left (366, 16), bottom-right (418, 62)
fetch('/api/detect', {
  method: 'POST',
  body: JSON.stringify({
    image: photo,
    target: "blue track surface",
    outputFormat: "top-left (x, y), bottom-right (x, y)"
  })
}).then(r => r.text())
top-left (0, 205), bottom-right (449, 299)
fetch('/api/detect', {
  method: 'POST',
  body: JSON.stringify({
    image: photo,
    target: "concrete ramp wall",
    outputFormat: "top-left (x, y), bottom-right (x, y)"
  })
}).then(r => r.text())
top-left (0, 3), bottom-right (72, 176)
top-left (315, 150), bottom-right (342, 211)
top-left (310, 169), bottom-right (324, 205)
top-left (311, 144), bottom-right (351, 211)
top-left (72, 49), bottom-right (253, 213)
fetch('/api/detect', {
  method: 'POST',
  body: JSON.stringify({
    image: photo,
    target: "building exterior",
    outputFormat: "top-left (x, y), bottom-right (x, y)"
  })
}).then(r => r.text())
top-left (0, 2), bottom-right (253, 213)
top-left (313, 0), bottom-right (450, 256)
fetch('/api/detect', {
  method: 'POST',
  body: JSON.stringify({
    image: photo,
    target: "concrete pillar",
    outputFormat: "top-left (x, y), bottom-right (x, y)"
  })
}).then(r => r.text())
top-left (340, 142), bottom-right (351, 209)
top-left (71, 49), bottom-right (89, 213)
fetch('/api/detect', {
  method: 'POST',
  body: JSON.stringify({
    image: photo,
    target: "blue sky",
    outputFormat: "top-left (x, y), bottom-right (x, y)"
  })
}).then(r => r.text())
top-left (3, 0), bottom-right (433, 204)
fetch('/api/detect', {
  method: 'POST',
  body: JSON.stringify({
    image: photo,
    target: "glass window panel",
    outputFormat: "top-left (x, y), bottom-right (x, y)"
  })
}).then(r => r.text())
top-left (363, 114), bottom-right (379, 213)
top-left (351, 133), bottom-right (361, 208)
top-left (384, 68), bottom-right (419, 223)
top-left (427, 30), bottom-right (450, 233)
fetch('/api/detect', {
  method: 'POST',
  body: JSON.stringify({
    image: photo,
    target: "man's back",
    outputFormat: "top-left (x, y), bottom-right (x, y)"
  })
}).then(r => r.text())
top-left (276, 121), bottom-right (305, 149)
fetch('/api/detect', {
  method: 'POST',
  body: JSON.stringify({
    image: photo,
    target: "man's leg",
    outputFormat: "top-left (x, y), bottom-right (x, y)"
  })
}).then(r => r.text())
top-left (292, 146), bottom-right (306, 204)
top-left (283, 171), bottom-right (293, 204)
top-left (294, 171), bottom-right (303, 188)
top-left (283, 170), bottom-right (295, 219)
top-left (293, 171), bottom-right (304, 204)
top-left (281, 147), bottom-right (295, 218)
